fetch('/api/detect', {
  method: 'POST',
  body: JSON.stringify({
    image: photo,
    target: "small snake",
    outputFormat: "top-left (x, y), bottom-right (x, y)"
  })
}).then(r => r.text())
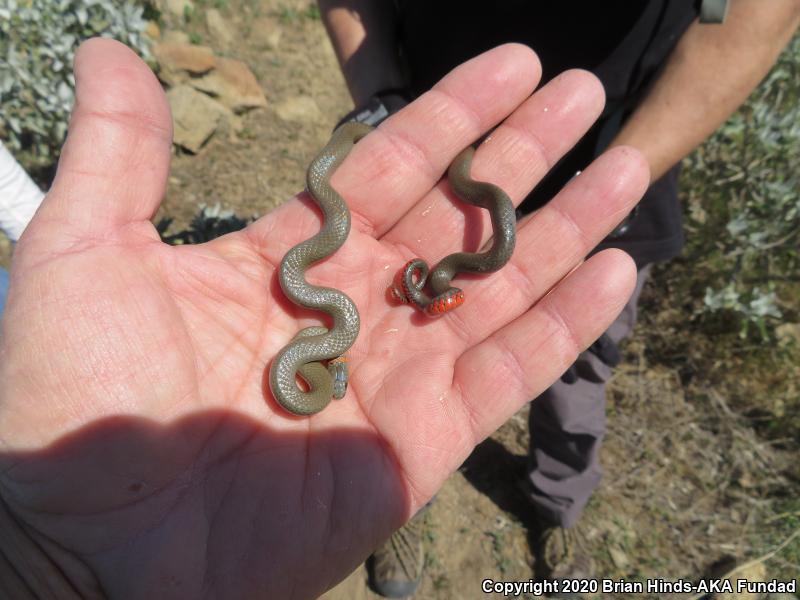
top-left (269, 122), bottom-right (372, 416)
top-left (391, 145), bottom-right (516, 315)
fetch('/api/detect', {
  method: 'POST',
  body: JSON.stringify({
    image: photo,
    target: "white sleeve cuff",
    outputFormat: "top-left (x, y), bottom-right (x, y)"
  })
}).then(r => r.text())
top-left (0, 141), bottom-right (46, 242)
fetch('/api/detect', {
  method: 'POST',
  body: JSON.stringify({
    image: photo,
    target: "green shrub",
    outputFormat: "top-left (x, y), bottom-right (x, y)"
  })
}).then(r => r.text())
top-left (0, 0), bottom-right (151, 169)
top-left (683, 35), bottom-right (800, 338)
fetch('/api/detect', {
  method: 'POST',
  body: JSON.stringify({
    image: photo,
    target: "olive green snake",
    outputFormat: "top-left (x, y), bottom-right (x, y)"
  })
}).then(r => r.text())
top-left (270, 123), bottom-right (516, 416)
top-left (390, 145), bottom-right (516, 315)
top-left (269, 122), bottom-right (370, 416)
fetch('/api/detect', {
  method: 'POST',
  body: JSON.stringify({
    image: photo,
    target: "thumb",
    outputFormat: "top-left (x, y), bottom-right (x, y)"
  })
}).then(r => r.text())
top-left (23, 38), bottom-right (172, 256)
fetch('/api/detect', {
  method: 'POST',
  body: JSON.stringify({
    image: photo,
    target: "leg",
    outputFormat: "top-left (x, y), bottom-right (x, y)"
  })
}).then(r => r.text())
top-left (525, 265), bottom-right (652, 527)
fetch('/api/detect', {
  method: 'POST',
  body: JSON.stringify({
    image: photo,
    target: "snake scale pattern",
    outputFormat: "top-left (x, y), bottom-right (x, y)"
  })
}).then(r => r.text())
top-left (269, 122), bottom-right (371, 416)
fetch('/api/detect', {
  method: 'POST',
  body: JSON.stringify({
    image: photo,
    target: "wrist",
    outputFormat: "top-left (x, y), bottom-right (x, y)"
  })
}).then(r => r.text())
top-left (336, 89), bottom-right (411, 128)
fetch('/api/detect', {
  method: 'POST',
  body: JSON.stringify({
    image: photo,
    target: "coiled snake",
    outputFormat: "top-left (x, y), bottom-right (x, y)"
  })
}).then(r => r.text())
top-left (270, 124), bottom-right (516, 416)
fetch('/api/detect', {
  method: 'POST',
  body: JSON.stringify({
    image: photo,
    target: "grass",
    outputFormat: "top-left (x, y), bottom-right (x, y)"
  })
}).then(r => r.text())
top-left (760, 498), bottom-right (800, 582)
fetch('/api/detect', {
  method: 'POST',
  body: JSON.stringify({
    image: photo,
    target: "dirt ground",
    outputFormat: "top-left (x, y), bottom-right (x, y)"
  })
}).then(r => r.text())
top-left (156, 3), bottom-right (797, 596)
top-left (5, 1), bottom-right (797, 598)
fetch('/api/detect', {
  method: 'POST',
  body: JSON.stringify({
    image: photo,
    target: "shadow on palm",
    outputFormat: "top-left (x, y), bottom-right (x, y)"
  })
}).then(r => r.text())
top-left (0, 410), bottom-right (408, 598)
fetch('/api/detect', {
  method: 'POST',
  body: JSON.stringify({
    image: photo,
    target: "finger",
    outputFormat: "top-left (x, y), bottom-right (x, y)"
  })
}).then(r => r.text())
top-left (426, 145), bottom-right (649, 347)
top-left (382, 68), bottom-right (605, 260)
top-left (246, 43), bottom-right (541, 260)
top-left (344, 43), bottom-right (540, 236)
top-left (30, 38), bottom-right (172, 246)
top-left (364, 249), bottom-right (636, 501)
top-left (454, 249), bottom-right (636, 446)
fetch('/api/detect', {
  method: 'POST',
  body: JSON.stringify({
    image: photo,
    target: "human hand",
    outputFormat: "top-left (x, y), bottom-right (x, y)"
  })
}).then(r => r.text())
top-left (0, 39), bottom-right (647, 598)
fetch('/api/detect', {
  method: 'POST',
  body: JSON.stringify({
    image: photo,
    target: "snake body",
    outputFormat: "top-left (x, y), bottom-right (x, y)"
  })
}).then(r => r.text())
top-left (269, 122), bottom-right (372, 416)
top-left (392, 146), bottom-right (516, 315)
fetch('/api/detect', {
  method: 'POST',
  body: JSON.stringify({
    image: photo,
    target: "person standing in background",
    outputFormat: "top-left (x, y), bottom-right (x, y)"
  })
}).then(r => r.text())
top-left (318, 0), bottom-right (800, 596)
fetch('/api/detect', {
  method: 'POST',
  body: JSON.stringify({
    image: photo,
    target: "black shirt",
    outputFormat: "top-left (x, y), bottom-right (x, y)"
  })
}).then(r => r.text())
top-left (394, 0), bottom-right (700, 266)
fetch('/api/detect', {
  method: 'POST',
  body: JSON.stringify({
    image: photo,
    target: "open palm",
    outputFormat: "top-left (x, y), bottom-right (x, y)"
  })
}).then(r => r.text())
top-left (0, 40), bottom-right (647, 598)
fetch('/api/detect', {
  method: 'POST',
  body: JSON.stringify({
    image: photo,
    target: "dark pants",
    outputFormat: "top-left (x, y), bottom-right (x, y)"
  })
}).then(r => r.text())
top-left (525, 265), bottom-right (651, 528)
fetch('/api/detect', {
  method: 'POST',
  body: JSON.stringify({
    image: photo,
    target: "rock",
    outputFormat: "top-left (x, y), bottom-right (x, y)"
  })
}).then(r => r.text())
top-left (144, 20), bottom-right (161, 41)
top-left (166, 85), bottom-right (231, 153)
top-left (215, 106), bottom-right (243, 137)
top-left (608, 546), bottom-right (630, 570)
top-left (190, 58), bottom-right (267, 113)
top-left (152, 42), bottom-right (216, 86)
top-left (205, 9), bottom-right (234, 48)
top-left (248, 18), bottom-right (282, 49)
top-left (161, 30), bottom-right (191, 44)
top-left (153, 41), bottom-right (215, 73)
top-left (274, 96), bottom-right (321, 123)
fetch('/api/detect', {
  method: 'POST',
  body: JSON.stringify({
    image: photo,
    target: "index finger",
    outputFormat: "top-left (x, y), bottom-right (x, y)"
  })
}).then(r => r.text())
top-left (241, 43), bottom-right (540, 267)
top-left (322, 43), bottom-right (541, 237)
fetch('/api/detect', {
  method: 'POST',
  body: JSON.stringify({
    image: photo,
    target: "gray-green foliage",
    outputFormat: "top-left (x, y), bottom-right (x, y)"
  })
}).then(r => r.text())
top-left (685, 35), bottom-right (800, 338)
top-left (0, 0), bottom-right (151, 165)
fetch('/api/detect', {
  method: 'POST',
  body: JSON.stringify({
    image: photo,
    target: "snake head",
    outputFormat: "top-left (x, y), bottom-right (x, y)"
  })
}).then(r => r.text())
top-left (327, 356), bottom-right (349, 400)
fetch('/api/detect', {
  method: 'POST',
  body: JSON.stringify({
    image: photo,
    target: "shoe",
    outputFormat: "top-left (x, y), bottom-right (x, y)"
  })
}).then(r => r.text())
top-left (368, 511), bottom-right (425, 598)
top-left (534, 520), bottom-right (595, 599)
